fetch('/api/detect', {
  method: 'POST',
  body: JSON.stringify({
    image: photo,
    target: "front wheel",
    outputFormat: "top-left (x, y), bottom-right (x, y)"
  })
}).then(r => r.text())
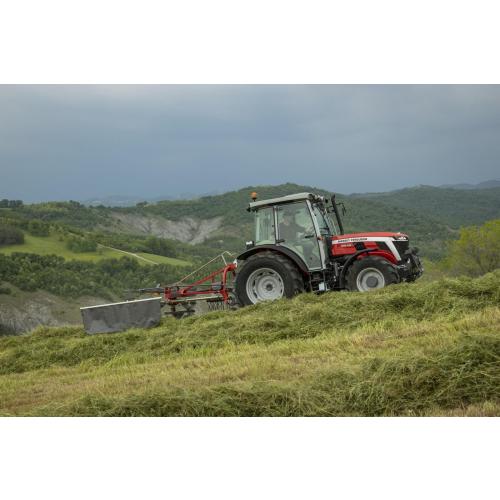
top-left (233, 252), bottom-right (304, 306)
top-left (345, 256), bottom-right (399, 292)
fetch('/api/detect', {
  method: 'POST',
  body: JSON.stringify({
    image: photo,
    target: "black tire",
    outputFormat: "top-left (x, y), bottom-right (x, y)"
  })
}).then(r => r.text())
top-left (345, 256), bottom-right (399, 292)
top-left (233, 251), bottom-right (304, 307)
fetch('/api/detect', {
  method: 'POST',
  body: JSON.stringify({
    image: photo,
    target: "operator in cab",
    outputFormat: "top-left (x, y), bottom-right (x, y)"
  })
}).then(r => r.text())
top-left (278, 210), bottom-right (315, 261)
top-left (279, 210), bottom-right (313, 240)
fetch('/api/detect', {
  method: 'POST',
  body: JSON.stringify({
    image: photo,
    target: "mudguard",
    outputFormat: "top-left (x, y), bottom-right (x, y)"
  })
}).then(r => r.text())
top-left (339, 249), bottom-right (377, 288)
top-left (236, 245), bottom-right (309, 274)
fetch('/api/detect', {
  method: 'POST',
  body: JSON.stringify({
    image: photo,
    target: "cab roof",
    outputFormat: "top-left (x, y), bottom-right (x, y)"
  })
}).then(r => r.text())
top-left (248, 192), bottom-right (320, 211)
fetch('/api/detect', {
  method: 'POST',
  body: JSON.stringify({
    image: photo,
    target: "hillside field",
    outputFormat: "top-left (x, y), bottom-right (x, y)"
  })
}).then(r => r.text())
top-left (11, 183), bottom-right (468, 260)
top-left (0, 230), bottom-right (190, 267)
top-left (134, 252), bottom-right (191, 267)
top-left (1, 271), bottom-right (499, 417)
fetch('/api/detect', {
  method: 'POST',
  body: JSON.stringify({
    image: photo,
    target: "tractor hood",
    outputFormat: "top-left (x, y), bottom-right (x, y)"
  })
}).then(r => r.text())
top-left (333, 232), bottom-right (409, 242)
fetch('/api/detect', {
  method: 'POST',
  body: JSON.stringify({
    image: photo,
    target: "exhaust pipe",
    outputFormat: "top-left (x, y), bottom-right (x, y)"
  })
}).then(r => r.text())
top-left (331, 194), bottom-right (345, 235)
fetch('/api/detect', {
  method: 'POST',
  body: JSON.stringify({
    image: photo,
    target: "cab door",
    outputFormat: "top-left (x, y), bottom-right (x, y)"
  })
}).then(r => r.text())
top-left (311, 203), bottom-right (332, 269)
top-left (275, 202), bottom-right (323, 270)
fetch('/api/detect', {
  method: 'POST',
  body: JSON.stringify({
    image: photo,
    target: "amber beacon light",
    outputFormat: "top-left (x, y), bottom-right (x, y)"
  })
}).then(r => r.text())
top-left (251, 192), bottom-right (258, 201)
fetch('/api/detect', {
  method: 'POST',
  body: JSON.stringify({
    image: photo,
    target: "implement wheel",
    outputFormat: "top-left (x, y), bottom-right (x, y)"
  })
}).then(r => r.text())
top-left (234, 252), bottom-right (304, 307)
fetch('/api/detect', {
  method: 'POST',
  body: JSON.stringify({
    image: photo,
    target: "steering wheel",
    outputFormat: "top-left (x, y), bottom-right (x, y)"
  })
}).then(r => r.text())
top-left (299, 228), bottom-right (314, 239)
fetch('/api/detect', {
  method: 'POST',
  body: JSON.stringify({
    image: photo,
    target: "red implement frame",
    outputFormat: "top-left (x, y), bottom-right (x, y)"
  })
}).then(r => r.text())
top-left (164, 263), bottom-right (236, 305)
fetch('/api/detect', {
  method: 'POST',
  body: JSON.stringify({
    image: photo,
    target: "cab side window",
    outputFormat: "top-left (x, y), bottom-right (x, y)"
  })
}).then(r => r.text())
top-left (254, 207), bottom-right (275, 245)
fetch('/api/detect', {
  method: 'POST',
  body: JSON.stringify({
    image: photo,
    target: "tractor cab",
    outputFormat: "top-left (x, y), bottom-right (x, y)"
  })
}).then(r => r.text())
top-left (247, 192), bottom-right (337, 271)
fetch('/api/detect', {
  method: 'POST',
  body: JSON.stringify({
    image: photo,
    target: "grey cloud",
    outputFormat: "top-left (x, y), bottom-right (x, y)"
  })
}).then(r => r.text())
top-left (0, 85), bottom-right (499, 202)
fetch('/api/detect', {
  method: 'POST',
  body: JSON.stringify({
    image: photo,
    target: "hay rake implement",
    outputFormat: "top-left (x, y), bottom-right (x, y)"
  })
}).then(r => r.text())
top-left (81, 252), bottom-right (236, 334)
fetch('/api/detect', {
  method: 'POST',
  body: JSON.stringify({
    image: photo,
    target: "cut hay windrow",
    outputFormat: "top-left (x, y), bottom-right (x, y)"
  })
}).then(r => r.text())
top-left (0, 270), bottom-right (499, 416)
top-left (24, 332), bottom-right (500, 417)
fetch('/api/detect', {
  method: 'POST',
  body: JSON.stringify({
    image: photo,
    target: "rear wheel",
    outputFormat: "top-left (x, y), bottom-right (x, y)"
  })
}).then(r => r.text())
top-left (234, 252), bottom-right (304, 306)
top-left (345, 256), bottom-right (399, 292)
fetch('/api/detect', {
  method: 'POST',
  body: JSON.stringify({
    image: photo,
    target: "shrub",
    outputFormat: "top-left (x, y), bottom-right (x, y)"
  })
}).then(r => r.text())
top-left (446, 219), bottom-right (500, 277)
top-left (0, 222), bottom-right (24, 245)
top-left (28, 219), bottom-right (50, 236)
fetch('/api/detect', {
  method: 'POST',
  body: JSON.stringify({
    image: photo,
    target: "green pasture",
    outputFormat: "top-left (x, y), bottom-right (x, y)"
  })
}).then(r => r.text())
top-left (0, 230), bottom-right (189, 267)
top-left (135, 252), bottom-right (191, 267)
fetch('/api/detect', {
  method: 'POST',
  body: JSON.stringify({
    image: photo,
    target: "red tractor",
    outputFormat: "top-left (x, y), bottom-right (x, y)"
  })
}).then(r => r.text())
top-left (232, 192), bottom-right (423, 306)
top-left (81, 191), bottom-right (424, 333)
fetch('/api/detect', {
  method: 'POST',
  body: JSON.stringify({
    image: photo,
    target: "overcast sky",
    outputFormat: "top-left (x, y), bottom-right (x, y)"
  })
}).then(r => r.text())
top-left (0, 85), bottom-right (499, 203)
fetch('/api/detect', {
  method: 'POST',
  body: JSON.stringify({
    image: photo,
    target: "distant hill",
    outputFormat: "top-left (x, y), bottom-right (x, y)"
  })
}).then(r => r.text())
top-left (80, 190), bottom-right (226, 207)
top-left (9, 182), bottom-right (480, 261)
top-left (438, 179), bottom-right (500, 190)
top-left (10, 182), bottom-right (500, 262)
top-left (349, 185), bottom-right (500, 228)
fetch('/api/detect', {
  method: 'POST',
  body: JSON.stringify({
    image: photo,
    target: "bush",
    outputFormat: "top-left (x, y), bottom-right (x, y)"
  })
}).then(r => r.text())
top-left (28, 219), bottom-right (50, 236)
top-left (0, 287), bottom-right (12, 294)
top-left (0, 222), bottom-right (24, 245)
top-left (446, 219), bottom-right (500, 277)
top-left (66, 234), bottom-right (98, 253)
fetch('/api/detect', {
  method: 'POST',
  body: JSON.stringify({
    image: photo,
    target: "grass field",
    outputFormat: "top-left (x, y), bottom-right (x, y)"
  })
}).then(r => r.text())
top-left (135, 252), bottom-right (191, 267)
top-left (1, 270), bottom-right (499, 416)
top-left (0, 230), bottom-right (189, 267)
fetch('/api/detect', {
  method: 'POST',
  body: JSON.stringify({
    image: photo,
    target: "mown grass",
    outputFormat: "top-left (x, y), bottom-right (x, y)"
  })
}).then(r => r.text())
top-left (1, 271), bottom-right (499, 416)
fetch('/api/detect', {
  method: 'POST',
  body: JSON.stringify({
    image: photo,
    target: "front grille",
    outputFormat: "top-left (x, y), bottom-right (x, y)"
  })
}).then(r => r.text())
top-left (393, 241), bottom-right (410, 258)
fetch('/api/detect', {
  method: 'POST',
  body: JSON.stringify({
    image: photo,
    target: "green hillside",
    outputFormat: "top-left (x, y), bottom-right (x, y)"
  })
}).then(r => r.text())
top-left (0, 252), bottom-right (195, 301)
top-left (15, 201), bottom-right (111, 230)
top-left (349, 185), bottom-right (500, 228)
top-left (11, 184), bottom-right (463, 260)
top-left (1, 271), bottom-right (499, 416)
top-left (0, 230), bottom-right (190, 267)
top-left (10, 183), bottom-right (500, 262)
top-left (119, 183), bottom-right (458, 260)
top-left (1, 230), bottom-right (128, 262)
top-left (134, 252), bottom-right (191, 266)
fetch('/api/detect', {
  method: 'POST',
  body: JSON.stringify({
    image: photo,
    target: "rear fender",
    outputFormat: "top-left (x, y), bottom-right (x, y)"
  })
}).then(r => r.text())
top-left (236, 245), bottom-right (309, 274)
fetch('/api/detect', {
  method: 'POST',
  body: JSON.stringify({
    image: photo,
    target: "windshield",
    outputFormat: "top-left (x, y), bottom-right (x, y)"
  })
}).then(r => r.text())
top-left (312, 204), bottom-right (333, 236)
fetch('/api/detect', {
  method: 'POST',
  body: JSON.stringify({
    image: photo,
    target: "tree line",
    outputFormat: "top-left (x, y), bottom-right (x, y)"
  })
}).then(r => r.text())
top-left (0, 253), bottom-right (193, 300)
top-left (0, 199), bottom-right (23, 208)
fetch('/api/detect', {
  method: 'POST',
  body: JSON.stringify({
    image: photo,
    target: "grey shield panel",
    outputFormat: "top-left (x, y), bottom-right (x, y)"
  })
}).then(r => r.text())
top-left (80, 297), bottom-right (162, 335)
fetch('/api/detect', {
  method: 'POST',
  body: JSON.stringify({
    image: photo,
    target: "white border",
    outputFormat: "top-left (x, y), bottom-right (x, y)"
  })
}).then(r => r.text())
top-left (1, 1), bottom-right (499, 83)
